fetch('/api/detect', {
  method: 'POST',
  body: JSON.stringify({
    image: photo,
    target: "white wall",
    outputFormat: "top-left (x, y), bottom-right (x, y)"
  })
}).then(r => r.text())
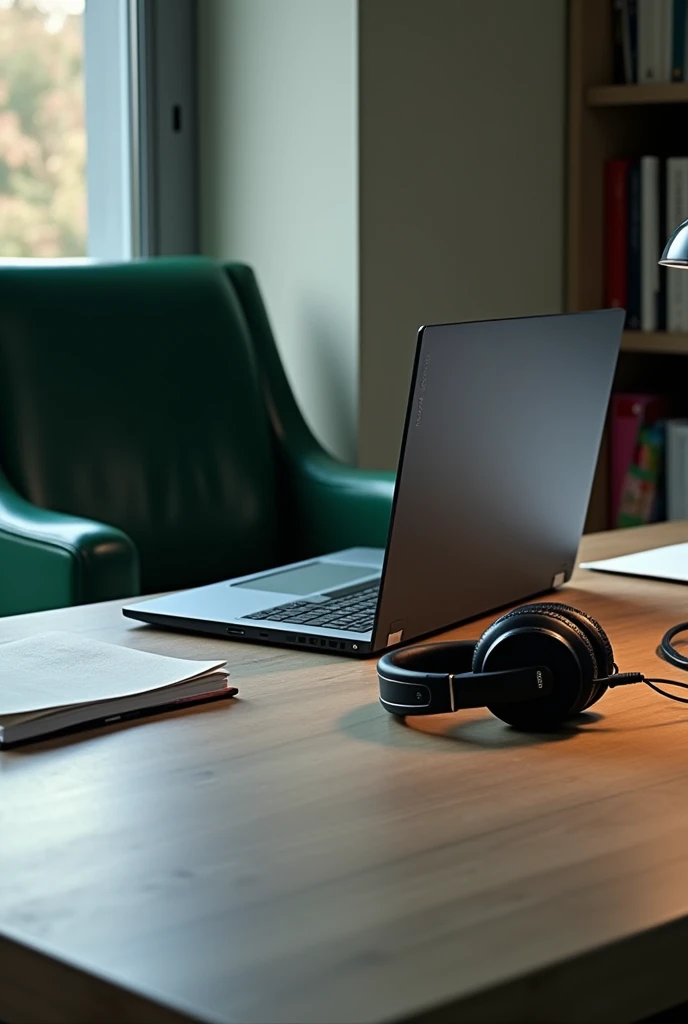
top-left (358, 0), bottom-right (567, 468)
top-left (198, 0), bottom-right (566, 469)
top-left (198, 0), bottom-right (358, 461)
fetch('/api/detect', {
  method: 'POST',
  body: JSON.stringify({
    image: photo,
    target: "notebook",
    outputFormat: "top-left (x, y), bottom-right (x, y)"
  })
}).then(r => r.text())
top-left (0, 632), bottom-right (236, 747)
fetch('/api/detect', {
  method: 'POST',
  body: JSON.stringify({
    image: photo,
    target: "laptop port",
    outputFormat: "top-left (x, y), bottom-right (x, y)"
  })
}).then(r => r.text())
top-left (226, 627), bottom-right (245, 636)
top-left (328, 640), bottom-right (337, 649)
top-left (308, 638), bottom-right (317, 645)
top-left (297, 636), bottom-right (306, 643)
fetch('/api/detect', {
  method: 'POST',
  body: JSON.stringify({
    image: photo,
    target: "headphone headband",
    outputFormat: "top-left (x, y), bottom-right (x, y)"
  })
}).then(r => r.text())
top-left (377, 639), bottom-right (553, 717)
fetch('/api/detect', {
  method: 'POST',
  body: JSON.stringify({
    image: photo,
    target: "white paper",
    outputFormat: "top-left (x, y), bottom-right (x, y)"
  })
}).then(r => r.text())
top-left (0, 632), bottom-right (227, 717)
top-left (580, 542), bottom-right (688, 584)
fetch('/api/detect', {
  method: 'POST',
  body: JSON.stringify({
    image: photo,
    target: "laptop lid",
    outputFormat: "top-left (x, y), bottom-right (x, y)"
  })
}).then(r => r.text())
top-left (371, 309), bottom-right (624, 651)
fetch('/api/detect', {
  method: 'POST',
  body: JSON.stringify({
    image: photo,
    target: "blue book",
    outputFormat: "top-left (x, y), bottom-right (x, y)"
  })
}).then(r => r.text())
top-left (627, 161), bottom-right (641, 331)
top-left (673, 0), bottom-right (687, 80)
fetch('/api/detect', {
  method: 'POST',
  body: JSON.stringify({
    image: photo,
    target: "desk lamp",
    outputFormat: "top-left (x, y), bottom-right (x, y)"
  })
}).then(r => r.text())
top-left (660, 220), bottom-right (688, 266)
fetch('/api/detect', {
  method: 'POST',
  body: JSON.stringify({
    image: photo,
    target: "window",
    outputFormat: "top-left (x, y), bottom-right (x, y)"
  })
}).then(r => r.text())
top-left (0, 0), bottom-right (86, 257)
top-left (0, 0), bottom-right (197, 261)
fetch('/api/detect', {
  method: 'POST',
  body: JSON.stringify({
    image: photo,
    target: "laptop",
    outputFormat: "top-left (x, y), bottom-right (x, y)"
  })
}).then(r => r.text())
top-left (123, 309), bottom-right (624, 656)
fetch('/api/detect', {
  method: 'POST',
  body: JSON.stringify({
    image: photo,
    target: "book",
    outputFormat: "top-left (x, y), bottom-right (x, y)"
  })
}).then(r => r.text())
top-left (678, 160), bottom-right (688, 329)
top-left (666, 158), bottom-right (688, 330)
top-left (605, 159), bottom-right (630, 311)
top-left (640, 155), bottom-right (660, 331)
top-left (613, 0), bottom-right (627, 82)
top-left (609, 393), bottom-right (667, 526)
top-left (657, 0), bottom-right (673, 81)
top-left (638, 0), bottom-right (657, 80)
top-left (627, 0), bottom-right (639, 82)
top-left (666, 419), bottom-right (688, 518)
top-left (673, 0), bottom-right (687, 79)
top-left (0, 632), bottom-right (236, 747)
top-left (638, 0), bottom-right (672, 81)
top-left (627, 160), bottom-right (642, 329)
top-left (616, 421), bottom-right (665, 526)
top-left (658, 155), bottom-right (667, 330)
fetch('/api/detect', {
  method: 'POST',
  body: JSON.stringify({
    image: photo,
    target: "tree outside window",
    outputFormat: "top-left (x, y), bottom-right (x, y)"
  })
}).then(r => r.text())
top-left (0, 0), bottom-right (86, 257)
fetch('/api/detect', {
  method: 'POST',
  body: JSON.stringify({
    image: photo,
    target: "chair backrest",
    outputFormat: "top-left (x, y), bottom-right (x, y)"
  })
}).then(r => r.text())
top-left (0, 258), bottom-right (280, 593)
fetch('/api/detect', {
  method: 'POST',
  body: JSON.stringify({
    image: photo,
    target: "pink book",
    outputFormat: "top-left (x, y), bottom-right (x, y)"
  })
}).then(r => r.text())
top-left (609, 393), bottom-right (667, 527)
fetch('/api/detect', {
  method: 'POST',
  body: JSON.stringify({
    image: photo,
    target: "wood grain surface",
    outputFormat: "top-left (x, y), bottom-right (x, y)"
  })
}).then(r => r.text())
top-left (2, 522), bottom-right (688, 1024)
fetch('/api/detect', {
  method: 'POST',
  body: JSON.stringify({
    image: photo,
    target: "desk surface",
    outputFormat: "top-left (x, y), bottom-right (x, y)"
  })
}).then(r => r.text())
top-left (3, 523), bottom-right (688, 1024)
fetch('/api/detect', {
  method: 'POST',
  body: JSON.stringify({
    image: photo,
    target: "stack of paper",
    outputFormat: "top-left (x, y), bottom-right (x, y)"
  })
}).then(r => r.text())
top-left (0, 632), bottom-right (235, 747)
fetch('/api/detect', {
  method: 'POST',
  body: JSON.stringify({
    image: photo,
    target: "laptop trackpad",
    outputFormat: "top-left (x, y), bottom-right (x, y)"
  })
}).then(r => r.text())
top-left (231, 561), bottom-right (374, 596)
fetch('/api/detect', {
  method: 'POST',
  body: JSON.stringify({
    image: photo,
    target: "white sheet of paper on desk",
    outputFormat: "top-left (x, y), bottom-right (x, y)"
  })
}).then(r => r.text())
top-left (580, 541), bottom-right (688, 583)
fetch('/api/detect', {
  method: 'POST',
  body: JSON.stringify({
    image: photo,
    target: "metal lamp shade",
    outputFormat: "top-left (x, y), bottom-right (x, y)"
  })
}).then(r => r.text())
top-left (660, 218), bottom-right (688, 267)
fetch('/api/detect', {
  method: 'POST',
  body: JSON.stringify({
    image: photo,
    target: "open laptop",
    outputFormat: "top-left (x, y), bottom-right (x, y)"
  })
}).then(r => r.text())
top-left (123, 309), bottom-right (624, 656)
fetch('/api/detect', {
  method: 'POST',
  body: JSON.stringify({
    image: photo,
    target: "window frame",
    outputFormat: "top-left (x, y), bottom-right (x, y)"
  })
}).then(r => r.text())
top-left (84, 0), bottom-right (198, 260)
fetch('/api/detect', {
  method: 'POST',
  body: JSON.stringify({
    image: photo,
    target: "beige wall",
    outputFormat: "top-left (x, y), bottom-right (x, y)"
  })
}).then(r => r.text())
top-left (198, 0), bottom-right (359, 461)
top-left (359, 0), bottom-right (566, 467)
top-left (198, 0), bottom-right (566, 469)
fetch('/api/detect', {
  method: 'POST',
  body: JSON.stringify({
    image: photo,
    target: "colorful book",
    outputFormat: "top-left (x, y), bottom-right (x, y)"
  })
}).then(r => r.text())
top-left (605, 159), bottom-right (630, 311)
top-left (610, 393), bottom-right (667, 527)
top-left (616, 422), bottom-right (665, 527)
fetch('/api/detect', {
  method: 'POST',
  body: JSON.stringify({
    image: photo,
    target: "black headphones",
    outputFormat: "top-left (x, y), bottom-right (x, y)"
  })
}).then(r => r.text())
top-left (377, 602), bottom-right (688, 731)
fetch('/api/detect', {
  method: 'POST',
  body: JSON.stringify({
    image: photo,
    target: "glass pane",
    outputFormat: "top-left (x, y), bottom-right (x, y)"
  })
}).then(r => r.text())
top-left (0, 0), bottom-right (86, 257)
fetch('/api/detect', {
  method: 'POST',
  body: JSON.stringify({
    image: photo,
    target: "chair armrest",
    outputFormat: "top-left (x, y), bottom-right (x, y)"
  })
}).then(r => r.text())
top-left (0, 470), bottom-right (140, 616)
top-left (289, 451), bottom-right (395, 556)
top-left (222, 262), bottom-right (396, 556)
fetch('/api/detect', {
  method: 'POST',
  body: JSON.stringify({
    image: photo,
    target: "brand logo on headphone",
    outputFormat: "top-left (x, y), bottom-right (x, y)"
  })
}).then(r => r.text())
top-left (536, 670), bottom-right (544, 689)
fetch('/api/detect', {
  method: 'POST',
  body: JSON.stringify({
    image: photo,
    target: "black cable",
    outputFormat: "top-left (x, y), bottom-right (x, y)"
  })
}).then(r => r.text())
top-left (644, 678), bottom-right (688, 705)
top-left (607, 666), bottom-right (688, 705)
top-left (660, 621), bottom-right (688, 671)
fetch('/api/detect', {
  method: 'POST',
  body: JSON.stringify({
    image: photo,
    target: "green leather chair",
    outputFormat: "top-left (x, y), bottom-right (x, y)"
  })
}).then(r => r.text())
top-left (0, 258), bottom-right (394, 617)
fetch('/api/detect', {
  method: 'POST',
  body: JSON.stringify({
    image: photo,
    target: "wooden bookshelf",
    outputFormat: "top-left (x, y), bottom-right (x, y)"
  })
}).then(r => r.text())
top-left (568, 0), bottom-right (688, 532)
top-left (587, 83), bottom-right (688, 107)
top-left (622, 332), bottom-right (688, 355)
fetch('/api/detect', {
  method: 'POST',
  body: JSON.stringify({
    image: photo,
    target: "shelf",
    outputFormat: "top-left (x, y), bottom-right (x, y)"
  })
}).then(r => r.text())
top-left (587, 83), bottom-right (688, 107)
top-left (621, 331), bottom-right (688, 354)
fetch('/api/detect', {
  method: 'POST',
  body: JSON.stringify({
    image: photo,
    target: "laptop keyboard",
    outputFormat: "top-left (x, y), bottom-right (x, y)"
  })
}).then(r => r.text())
top-left (243, 584), bottom-right (379, 633)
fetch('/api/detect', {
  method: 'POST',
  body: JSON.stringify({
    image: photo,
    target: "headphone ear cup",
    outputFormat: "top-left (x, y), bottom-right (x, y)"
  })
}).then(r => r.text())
top-left (472, 604), bottom-right (600, 729)
top-left (529, 603), bottom-right (614, 710)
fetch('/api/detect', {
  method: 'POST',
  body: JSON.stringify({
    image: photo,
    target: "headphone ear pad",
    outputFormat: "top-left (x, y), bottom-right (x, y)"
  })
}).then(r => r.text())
top-left (522, 603), bottom-right (614, 710)
top-left (472, 605), bottom-right (599, 729)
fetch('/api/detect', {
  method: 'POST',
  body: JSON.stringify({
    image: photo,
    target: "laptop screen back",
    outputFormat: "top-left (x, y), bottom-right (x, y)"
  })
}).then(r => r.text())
top-left (372, 309), bottom-right (624, 650)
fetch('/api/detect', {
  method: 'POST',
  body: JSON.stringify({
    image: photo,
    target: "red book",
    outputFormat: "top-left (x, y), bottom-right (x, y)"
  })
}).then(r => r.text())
top-left (605, 159), bottom-right (630, 310)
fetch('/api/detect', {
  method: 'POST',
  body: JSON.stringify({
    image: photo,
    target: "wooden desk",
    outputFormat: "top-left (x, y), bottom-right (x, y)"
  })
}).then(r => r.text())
top-left (3, 523), bottom-right (688, 1024)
